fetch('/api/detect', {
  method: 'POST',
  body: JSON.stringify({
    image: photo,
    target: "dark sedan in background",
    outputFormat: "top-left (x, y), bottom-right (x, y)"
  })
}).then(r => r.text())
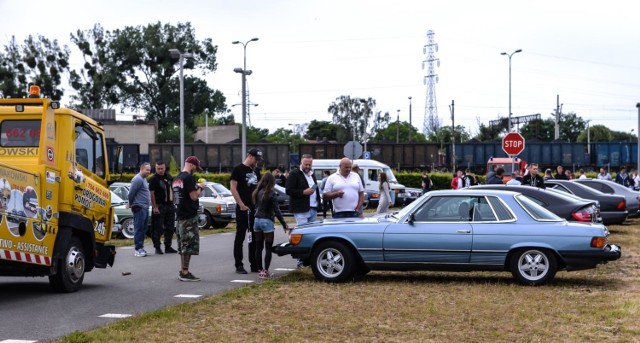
top-left (544, 179), bottom-right (628, 225)
top-left (473, 185), bottom-right (601, 223)
top-left (573, 179), bottom-right (640, 218)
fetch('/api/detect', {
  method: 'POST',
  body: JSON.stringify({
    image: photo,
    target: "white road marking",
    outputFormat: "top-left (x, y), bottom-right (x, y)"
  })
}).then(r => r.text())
top-left (230, 280), bottom-right (254, 283)
top-left (1, 340), bottom-right (37, 343)
top-left (174, 294), bottom-right (202, 298)
top-left (98, 313), bottom-right (132, 318)
top-left (274, 268), bottom-right (295, 271)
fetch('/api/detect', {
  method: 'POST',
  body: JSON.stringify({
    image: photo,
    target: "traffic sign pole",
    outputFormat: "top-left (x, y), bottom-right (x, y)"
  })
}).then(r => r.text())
top-left (502, 132), bottom-right (525, 176)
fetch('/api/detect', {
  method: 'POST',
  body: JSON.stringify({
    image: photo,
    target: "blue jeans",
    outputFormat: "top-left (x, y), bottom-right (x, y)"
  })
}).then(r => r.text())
top-left (294, 208), bottom-right (318, 226)
top-left (254, 218), bottom-right (275, 233)
top-left (133, 207), bottom-right (149, 250)
top-left (333, 211), bottom-right (359, 219)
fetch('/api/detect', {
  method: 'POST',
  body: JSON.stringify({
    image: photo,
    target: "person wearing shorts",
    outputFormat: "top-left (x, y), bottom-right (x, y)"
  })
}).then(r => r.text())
top-left (172, 156), bottom-right (206, 282)
top-left (252, 173), bottom-right (288, 279)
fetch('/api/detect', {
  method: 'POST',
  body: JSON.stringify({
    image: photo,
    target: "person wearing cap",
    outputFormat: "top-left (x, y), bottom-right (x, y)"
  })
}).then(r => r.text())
top-left (172, 156), bottom-right (207, 282)
top-left (230, 148), bottom-right (263, 274)
top-left (128, 162), bottom-right (151, 257)
top-left (323, 158), bottom-right (365, 219)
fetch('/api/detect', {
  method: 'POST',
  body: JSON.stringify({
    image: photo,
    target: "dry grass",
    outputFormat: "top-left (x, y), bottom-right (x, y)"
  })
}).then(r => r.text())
top-left (60, 218), bottom-right (640, 343)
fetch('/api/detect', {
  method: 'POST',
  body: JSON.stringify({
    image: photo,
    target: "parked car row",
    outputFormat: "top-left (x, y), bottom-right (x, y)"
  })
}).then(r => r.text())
top-left (109, 181), bottom-right (237, 239)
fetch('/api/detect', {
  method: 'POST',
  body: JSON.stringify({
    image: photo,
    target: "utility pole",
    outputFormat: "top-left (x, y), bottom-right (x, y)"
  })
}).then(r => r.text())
top-left (396, 109), bottom-right (400, 144)
top-left (408, 96), bottom-right (413, 142)
top-left (637, 103), bottom-right (640, 174)
top-left (450, 100), bottom-right (455, 172)
top-left (554, 95), bottom-right (562, 140)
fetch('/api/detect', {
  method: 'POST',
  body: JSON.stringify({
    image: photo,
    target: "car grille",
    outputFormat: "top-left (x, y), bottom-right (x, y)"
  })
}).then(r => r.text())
top-left (226, 203), bottom-right (236, 214)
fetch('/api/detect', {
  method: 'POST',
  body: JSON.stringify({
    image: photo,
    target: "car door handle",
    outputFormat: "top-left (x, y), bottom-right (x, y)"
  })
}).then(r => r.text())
top-left (456, 230), bottom-right (471, 234)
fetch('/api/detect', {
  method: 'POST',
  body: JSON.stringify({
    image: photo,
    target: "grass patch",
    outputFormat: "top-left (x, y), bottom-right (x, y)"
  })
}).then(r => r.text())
top-left (63, 218), bottom-right (640, 342)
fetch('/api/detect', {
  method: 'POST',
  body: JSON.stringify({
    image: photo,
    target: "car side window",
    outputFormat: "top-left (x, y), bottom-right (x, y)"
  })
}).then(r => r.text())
top-left (599, 184), bottom-right (614, 194)
top-left (413, 196), bottom-right (474, 222)
top-left (486, 196), bottom-right (515, 221)
top-left (472, 200), bottom-right (497, 222)
top-left (550, 184), bottom-right (570, 194)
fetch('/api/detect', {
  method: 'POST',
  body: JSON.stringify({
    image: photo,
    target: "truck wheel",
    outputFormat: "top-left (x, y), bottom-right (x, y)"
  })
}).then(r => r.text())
top-left (120, 218), bottom-right (134, 239)
top-left (198, 212), bottom-right (212, 230)
top-left (49, 236), bottom-right (85, 293)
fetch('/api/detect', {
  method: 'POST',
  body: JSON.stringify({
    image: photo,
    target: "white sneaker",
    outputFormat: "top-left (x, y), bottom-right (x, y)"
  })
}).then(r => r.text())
top-left (134, 249), bottom-right (147, 257)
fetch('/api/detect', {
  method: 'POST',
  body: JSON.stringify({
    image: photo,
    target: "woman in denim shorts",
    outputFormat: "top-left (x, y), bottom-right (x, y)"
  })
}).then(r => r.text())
top-left (252, 173), bottom-right (289, 279)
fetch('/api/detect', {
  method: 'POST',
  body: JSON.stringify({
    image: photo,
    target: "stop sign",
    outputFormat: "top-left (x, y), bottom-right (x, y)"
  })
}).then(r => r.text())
top-left (502, 132), bottom-right (525, 155)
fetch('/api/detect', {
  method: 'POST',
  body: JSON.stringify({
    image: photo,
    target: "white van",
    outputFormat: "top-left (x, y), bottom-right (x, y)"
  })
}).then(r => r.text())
top-left (312, 159), bottom-right (407, 207)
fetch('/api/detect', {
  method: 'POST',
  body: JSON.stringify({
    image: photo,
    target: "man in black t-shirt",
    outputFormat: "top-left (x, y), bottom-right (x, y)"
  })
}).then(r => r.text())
top-left (172, 156), bottom-right (206, 282)
top-left (149, 161), bottom-right (177, 254)
top-left (230, 148), bottom-right (262, 274)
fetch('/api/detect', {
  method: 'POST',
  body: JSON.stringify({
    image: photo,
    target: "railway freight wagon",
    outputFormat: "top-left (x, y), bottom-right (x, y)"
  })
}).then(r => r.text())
top-left (299, 143), bottom-right (442, 170)
top-left (148, 143), bottom-right (290, 172)
top-left (300, 142), bottom-right (637, 172)
top-left (451, 141), bottom-right (638, 172)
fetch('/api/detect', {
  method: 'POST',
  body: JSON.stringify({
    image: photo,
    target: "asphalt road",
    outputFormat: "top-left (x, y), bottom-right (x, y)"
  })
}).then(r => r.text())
top-left (0, 228), bottom-right (296, 342)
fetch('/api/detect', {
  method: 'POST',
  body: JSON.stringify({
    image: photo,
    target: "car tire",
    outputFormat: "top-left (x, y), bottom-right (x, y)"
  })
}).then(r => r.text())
top-left (120, 218), bottom-right (134, 239)
top-left (198, 212), bottom-right (213, 230)
top-left (212, 218), bottom-right (230, 229)
top-left (311, 241), bottom-right (356, 283)
top-left (49, 236), bottom-right (85, 293)
top-left (510, 248), bottom-right (557, 286)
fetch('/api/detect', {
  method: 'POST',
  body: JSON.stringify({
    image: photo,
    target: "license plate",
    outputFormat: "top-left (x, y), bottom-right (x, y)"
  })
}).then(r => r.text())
top-left (231, 213), bottom-right (236, 219)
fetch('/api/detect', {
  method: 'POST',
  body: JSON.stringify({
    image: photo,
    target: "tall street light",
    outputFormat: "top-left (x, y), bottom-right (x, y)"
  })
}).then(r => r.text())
top-left (500, 49), bottom-right (522, 132)
top-left (408, 96), bottom-right (413, 142)
top-left (232, 37), bottom-right (259, 159)
top-left (169, 48), bottom-right (194, 168)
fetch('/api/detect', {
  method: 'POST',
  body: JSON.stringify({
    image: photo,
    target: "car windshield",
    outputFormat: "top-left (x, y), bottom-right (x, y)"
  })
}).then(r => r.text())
top-left (211, 183), bottom-right (233, 197)
top-left (111, 191), bottom-right (126, 205)
top-left (382, 167), bottom-right (398, 183)
top-left (515, 194), bottom-right (563, 221)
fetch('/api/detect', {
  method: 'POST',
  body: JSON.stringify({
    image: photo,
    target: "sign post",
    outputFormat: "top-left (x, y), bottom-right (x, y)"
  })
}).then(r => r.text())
top-left (343, 141), bottom-right (363, 161)
top-left (502, 132), bottom-right (525, 175)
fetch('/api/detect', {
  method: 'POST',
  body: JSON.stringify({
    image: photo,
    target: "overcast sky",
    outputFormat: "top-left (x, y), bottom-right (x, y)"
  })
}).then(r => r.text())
top-left (1, 0), bottom-right (639, 138)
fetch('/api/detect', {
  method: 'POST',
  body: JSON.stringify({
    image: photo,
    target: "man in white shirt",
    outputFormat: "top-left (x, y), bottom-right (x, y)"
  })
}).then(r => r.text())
top-left (323, 158), bottom-right (364, 218)
top-left (597, 167), bottom-right (612, 180)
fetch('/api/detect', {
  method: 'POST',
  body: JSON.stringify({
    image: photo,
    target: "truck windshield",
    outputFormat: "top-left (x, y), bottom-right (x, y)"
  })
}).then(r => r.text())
top-left (0, 120), bottom-right (41, 147)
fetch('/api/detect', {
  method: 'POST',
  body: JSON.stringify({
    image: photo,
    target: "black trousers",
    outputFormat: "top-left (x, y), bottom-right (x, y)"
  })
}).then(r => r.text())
top-left (234, 208), bottom-right (257, 269)
top-left (151, 203), bottom-right (176, 248)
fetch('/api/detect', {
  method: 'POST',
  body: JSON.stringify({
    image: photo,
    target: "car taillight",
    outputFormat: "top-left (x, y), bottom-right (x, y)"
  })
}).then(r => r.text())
top-left (591, 237), bottom-right (607, 248)
top-left (571, 207), bottom-right (593, 222)
top-left (616, 200), bottom-right (626, 210)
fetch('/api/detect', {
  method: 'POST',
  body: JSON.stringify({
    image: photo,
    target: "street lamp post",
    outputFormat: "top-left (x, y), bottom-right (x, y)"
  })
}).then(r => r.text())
top-left (169, 48), bottom-right (194, 168)
top-left (586, 120), bottom-right (591, 155)
top-left (232, 37), bottom-right (258, 159)
top-left (637, 103), bottom-right (640, 174)
top-left (408, 96), bottom-right (412, 142)
top-left (396, 109), bottom-right (400, 144)
top-left (500, 49), bottom-right (522, 133)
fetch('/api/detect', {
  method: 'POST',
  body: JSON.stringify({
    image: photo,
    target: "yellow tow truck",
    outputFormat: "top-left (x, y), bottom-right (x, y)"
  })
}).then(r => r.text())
top-left (0, 86), bottom-right (116, 292)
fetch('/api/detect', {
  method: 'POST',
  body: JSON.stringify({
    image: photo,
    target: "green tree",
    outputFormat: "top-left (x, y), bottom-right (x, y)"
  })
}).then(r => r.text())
top-left (372, 121), bottom-right (428, 143)
top-left (327, 96), bottom-right (390, 143)
top-left (266, 128), bottom-right (306, 153)
top-left (576, 124), bottom-right (612, 142)
top-left (69, 22), bottom-right (222, 132)
top-left (558, 112), bottom-right (586, 142)
top-left (0, 35), bottom-right (71, 99)
top-left (245, 126), bottom-right (269, 143)
top-left (473, 122), bottom-right (503, 142)
top-left (520, 118), bottom-right (555, 141)
top-left (426, 125), bottom-right (469, 146)
top-left (304, 120), bottom-right (338, 141)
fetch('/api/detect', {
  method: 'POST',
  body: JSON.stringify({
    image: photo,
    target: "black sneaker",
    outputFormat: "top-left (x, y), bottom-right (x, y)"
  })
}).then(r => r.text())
top-left (155, 247), bottom-right (164, 255)
top-left (178, 271), bottom-right (201, 282)
top-left (236, 267), bottom-right (248, 274)
top-left (165, 246), bottom-right (178, 254)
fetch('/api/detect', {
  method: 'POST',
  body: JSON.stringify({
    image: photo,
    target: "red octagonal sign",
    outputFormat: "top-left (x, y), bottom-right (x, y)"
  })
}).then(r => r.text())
top-left (502, 132), bottom-right (525, 156)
